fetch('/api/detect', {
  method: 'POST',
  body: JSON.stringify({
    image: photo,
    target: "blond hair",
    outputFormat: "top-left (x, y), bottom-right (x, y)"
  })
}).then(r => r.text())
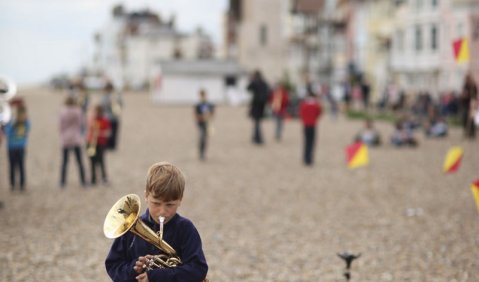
top-left (145, 162), bottom-right (185, 201)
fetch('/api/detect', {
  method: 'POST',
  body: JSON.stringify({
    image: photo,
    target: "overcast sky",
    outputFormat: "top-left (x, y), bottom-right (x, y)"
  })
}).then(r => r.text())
top-left (0, 0), bottom-right (228, 86)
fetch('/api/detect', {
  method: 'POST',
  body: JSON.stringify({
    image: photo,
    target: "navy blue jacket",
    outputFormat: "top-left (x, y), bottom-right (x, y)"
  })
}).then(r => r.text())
top-left (105, 210), bottom-right (208, 282)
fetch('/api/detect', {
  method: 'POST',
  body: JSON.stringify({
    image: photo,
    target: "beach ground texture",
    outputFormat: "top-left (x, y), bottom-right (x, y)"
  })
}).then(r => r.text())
top-left (0, 87), bottom-right (478, 281)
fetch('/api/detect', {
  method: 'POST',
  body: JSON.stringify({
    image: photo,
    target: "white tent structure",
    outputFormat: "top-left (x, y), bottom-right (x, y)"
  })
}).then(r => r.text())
top-left (150, 59), bottom-right (249, 105)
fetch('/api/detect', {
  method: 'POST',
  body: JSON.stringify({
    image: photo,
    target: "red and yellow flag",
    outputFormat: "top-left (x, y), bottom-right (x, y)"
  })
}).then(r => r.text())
top-left (443, 146), bottom-right (464, 173)
top-left (452, 37), bottom-right (470, 63)
top-left (470, 180), bottom-right (479, 213)
top-left (346, 142), bottom-right (368, 169)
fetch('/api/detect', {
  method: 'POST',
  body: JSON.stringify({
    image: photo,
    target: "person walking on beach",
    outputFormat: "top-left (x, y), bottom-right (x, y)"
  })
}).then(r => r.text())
top-left (269, 81), bottom-right (289, 141)
top-left (101, 81), bottom-right (122, 150)
top-left (59, 96), bottom-right (86, 188)
top-left (86, 105), bottom-right (111, 186)
top-left (461, 72), bottom-right (478, 139)
top-left (4, 105), bottom-right (30, 191)
top-left (247, 70), bottom-right (270, 145)
top-left (194, 89), bottom-right (215, 161)
top-left (299, 87), bottom-right (322, 166)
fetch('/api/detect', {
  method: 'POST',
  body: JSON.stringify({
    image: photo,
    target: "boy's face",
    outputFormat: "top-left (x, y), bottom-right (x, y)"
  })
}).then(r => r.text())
top-left (145, 191), bottom-right (181, 224)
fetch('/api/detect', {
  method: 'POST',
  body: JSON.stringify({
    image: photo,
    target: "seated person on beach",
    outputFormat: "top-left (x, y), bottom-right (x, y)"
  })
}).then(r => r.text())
top-left (354, 118), bottom-right (381, 146)
top-left (424, 117), bottom-right (448, 138)
top-left (390, 120), bottom-right (418, 147)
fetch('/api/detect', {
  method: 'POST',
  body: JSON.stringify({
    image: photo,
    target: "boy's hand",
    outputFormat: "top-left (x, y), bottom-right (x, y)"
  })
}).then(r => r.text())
top-left (136, 272), bottom-right (148, 282)
top-left (134, 255), bottom-right (152, 274)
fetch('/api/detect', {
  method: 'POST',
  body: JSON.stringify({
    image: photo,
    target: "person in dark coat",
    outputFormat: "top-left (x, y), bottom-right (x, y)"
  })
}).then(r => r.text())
top-left (247, 70), bottom-right (270, 144)
top-left (461, 72), bottom-right (478, 139)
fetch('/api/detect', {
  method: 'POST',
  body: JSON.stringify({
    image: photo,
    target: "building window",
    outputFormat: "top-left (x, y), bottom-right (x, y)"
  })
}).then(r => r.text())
top-left (415, 25), bottom-right (422, 51)
top-left (431, 25), bottom-right (438, 50)
top-left (260, 24), bottom-right (268, 46)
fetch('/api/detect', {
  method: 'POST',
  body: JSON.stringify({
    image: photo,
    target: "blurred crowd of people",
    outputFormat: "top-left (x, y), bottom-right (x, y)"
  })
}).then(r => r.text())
top-left (1, 69), bottom-right (477, 194)
top-left (59, 78), bottom-right (123, 188)
top-left (0, 77), bottom-right (123, 192)
top-left (243, 69), bottom-right (478, 166)
top-left (248, 68), bottom-right (479, 156)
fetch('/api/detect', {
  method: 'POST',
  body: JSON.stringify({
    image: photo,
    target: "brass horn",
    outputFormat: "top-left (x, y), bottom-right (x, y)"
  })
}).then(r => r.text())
top-left (103, 194), bottom-right (182, 269)
top-left (0, 75), bottom-right (17, 124)
top-left (0, 103), bottom-right (12, 125)
top-left (0, 75), bottom-right (17, 102)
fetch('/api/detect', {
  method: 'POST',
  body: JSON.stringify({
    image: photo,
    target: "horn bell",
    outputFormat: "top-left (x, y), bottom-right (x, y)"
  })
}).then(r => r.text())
top-left (103, 194), bottom-right (141, 239)
top-left (0, 103), bottom-right (12, 125)
top-left (0, 75), bottom-right (17, 102)
top-left (103, 194), bottom-right (177, 256)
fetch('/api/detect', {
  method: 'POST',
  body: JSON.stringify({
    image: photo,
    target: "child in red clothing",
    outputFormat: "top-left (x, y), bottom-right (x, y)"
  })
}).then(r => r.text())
top-left (299, 89), bottom-right (322, 166)
top-left (86, 105), bottom-right (111, 185)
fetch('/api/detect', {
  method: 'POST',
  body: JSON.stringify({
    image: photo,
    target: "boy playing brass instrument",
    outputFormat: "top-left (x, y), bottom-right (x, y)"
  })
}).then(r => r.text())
top-left (105, 162), bottom-right (208, 281)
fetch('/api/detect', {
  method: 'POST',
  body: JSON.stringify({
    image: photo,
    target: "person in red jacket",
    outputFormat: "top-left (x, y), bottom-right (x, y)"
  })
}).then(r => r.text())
top-left (86, 105), bottom-right (111, 185)
top-left (299, 87), bottom-right (322, 166)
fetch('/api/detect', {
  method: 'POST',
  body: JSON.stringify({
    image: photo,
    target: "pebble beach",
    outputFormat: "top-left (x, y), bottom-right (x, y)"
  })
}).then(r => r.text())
top-left (0, 87), bottom-right (478, 281)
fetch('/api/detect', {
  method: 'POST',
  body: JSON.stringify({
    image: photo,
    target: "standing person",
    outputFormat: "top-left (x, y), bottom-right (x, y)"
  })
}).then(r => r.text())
top-left (461, 72), bottom-right (478, 139)
top-left (247, 70), bottom-right (270, 145)
top-left (361, 78), bottom-right (371, 111)
top-left (299, 88), bottom-right (322, 166)
top-left (324, 84), bottom-right (338, 120)
top-left (269, 82), bottom-right (289, 141)
top-left (77, 82), bottom-right (90, 135)
top-left (86, 105), bottom-right (111, 186)
top-left (194, 89), bottom-right (215, 161)
top-left (105, 162), bottom-right (209, 281)
top-left (59, 96), bottom-right (86, 188)
top-left (101, 81), bottom-right (122, 150)
top-left (4, 105), bottom-right (30, 191)
top-left (77, 82), bottom-right (90, 115)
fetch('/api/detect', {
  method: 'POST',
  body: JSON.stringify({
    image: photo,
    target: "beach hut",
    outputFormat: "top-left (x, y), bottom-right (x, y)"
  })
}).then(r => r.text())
top-left (150, 59), bottom-right (249, 105)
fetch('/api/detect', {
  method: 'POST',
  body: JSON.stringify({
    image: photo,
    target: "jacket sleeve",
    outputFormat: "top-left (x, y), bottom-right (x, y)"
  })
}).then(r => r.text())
top-left (147, 222), bottom-right (208, 282)
top-left (105, 235), bottom-right (138, 282)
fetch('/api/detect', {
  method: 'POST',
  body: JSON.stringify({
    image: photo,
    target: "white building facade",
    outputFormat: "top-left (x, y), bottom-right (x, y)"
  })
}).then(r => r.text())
top-left (93, 5), bottom-right (214, 90)
top-left (390, 0), bottom-right (479, 95)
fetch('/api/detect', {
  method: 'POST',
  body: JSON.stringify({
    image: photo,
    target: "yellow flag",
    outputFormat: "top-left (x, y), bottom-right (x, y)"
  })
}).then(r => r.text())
top-left (458, 38), bottom-right (470, 63)
top-left (442, 146), bottom-right (464, 173)
top-left (453, 38), bottom-right (470, 64)
top-left (346, 142), bottom-right (369, 169)
top-left (470, 180), bottom-right (479, 213)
